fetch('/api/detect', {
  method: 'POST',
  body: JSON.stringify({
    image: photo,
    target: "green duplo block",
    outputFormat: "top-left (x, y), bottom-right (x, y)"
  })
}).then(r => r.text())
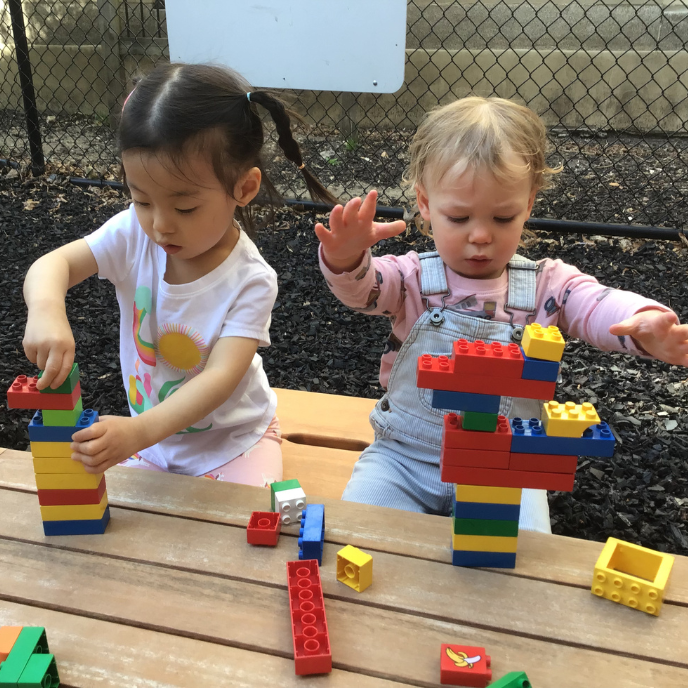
top-left (489, 671), bottom-right (532, 688)
top-left (462, 411), bottom-right (499, 432)
top-left (453, 517), bottom-right (519, 537)
top-left (270, 478), bottom-right (301, 510)
top-left (38, 362), bottom-right (80, 394)
top-left (41, 397), bottom-right (83, 426)
top-left (0, 627), bottom-right (49, 684)
top-left (18, 653), bottom-right (60, 687)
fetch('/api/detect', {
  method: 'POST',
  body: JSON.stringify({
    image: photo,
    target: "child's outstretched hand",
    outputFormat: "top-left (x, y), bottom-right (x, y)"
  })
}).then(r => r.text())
top-left (315, 190), bottom-right (406, 273)
top-left (609, 310), bottom-right (688, 367)
top-left (71, 415), bottom-right (145, 473)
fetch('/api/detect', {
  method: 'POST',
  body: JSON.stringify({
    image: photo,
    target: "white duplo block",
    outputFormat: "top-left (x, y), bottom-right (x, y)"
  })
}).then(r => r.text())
top-left (275, 487), bottom-right (307, 525)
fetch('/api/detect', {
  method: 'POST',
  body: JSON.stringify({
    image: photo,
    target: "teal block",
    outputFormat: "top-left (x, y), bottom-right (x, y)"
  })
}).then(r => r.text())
top-left (38, 362), bottom-right (80, 394)
top-left (0, 627), bottom-right (49, 685)
top-left (18, 653), bottom-right (60, 687)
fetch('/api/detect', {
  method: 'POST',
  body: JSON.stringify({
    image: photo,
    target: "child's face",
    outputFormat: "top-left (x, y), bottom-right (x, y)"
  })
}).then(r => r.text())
top-left (416, 160), bottom-right (536, 280)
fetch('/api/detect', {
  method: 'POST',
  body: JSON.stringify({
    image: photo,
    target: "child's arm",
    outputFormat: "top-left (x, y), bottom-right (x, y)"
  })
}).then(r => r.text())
top-left (70, 336), bottom-right (259, 474)
top-left (23, 239), bottom-right (98, 390)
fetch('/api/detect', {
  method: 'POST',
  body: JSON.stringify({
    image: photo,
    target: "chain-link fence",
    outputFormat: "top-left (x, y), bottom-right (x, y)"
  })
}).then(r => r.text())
top-left (3, 0), bottom-right (688, 229)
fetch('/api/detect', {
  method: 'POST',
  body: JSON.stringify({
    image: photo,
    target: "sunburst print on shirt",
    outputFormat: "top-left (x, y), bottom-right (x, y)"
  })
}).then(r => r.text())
top-left (156, 323), bottom-right (209, 375)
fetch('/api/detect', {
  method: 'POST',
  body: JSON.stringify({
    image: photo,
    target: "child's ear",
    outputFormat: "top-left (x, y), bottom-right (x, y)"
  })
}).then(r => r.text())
top-left (415, 183), bottom-right (432, 220)
top-left (234, 167), bottom-right (262, 207)
top-left (525, 187), bottom-right (537, 218)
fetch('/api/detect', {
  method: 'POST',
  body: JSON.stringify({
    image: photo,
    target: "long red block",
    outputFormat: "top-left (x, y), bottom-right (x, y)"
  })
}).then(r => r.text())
top-left (7, 375), bottom-right (82, 410)
top-left (441, 444), bottom-right (510, 468)
top-left (509, 452), bottom-right (579, 473)
top-left (440, 465), bottom-right (575, 491)
top-left (452, 339), bottom-right (524, 378)
top-left (443, 414), bottom-right (512, 451)
top-left (37, 476), bottom-right (107, 506)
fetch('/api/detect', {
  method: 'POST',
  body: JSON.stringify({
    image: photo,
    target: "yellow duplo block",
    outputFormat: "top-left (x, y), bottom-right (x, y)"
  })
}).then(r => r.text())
top-left (30, 441), bottom-right (72, 458)
top-left (542, 400), bottom-right (601, 438)
top-left (591, 537), bottom-right (675, 617)
top-left (34, 472), bottom-right (103, 491)
top-left (455, 485), bottom-right (522, 505)
top-left (337, 545), bottom-right (373, 592)
top-left (40, 492), bottom-right (108, 521)
top-left (521, 323), bottom-right (565, 362)
top-left (33, 457), bottom-right (88, 474)
top-left (452, 533), bottom-right (518, 553)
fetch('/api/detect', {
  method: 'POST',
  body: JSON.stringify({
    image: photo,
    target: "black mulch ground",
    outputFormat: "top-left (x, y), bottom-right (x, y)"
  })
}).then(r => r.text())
top-left (1, 172), bottom-right (687, 556)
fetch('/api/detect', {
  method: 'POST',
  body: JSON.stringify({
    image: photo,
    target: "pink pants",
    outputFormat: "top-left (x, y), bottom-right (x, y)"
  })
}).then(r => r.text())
top-left (118, 416), bottom-right (283, 488)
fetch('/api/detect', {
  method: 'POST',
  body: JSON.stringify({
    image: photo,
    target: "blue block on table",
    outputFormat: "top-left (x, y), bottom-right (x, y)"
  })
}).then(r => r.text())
top-left (509, 418), bottom-right (615, 457)
top-left (42, 506), bottom-right (110, 536)
top-left (28, 409), bottom-right (99, 442)
top-left (432, 389), bottom-right (501, 414)
top-left (452, 549), bottom-right (517, 568)
top-left (298, 503), bottom-right (325, 565)
top-left (521, 352), bottom-right (560, 382)
top-left (454, 498), bottom-right (521, 522)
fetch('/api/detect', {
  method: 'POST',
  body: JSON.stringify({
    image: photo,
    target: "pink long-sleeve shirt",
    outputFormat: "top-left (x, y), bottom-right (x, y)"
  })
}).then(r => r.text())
top-left (319, 247), bottom-right (670, 390)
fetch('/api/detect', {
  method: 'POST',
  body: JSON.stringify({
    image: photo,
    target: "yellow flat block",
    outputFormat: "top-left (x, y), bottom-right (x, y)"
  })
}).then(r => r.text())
top-left (30, 441), bottom-right (72, 458)
top-left (337, 545), bottom-right (373, 592)
top-left (452, 533), bottom-right (518, 553)
top-left (34, 472), bottom-right (103, 491)
top-left (40, 492), bottom-right (108, 521)
top-left (456, 484), bottom-right (522, 505)
top-left (521, 323), bottom-right (565, 362)
top-left (33, 457), bottom-right (88, 475)
top-left (542, 400), bottom-right (601, 438)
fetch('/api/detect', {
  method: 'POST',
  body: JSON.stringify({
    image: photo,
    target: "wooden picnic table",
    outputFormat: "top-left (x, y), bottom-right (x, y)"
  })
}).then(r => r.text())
top-left (1, 389), bottom-right (687, 686)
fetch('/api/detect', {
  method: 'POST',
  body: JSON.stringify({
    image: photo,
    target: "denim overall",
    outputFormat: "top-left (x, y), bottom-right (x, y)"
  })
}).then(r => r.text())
top-left (341, 251), bottom-right (551, 533)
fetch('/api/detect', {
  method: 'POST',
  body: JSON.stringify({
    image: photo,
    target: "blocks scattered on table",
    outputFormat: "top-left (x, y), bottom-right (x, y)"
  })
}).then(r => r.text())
top-left (337, 545), bottom-right (373, 592)
top-left (440, 644), bottom-right (492, 686)
top-left (0, 626), bottom-right (60, 687)
top-left (247, 511), bottom-right (281, 546)
top-left (298, 504), bottom-right (325, 565)
top-left (271, 479), bottom-right (307, 525)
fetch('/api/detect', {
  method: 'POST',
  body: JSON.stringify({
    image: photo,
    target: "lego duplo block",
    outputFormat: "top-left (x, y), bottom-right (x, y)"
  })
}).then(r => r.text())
top-left (462, 411), bottom-right (499, 432)
top-left (455, 484), bottom-right (522, 505)
top-left (453, 517), bottom-right (518, 537)
top-left (33, 456), bottom-right (88, 474)
top-left (337, 545), bottom-right (373, 593)
top-left (509, 452), bottom-right (578, 474)
top-left (35, 472), bottom-right (103, 491)
top-left (452, 550), bottom-right (517, 568)
top-left (298, 504), bottom-right (325, 565)
top-left (287, 560), bottom-right (332, 675)
top-left (441, 445), bottom-right (510, 469)
top-left (510, 418), bottom-right (615, 457)
top-left (521, 352), bottom-right (559, 382)
top-left (28, 408), bottom-right (99, 443)
top-left (247, 511), bottom-right (281, 546)
top-left (591, 537), bottom-right (675, 616)
top-left (270, 478), bottom-right (302, 510)
top-left (38, 361), bottom-right (80, 394)
top-left (37, 477), bottom-right (107, 506)
top-left (432, 389), bottom-right (501, 414)
top-left (440, 644), bottom-right (492, 687)
top-left (7, 375), bottom-right (82, 410)
top-left (17, 652), bottom-right (60, 687)
top-left (521, 323), bottom-right (565, 362)
top-left (274, 487), bottom-right (307, 525)
top-left (444, 413), bottom-right (512, 451)
top-left (452, 533), bottom-right (518, 553)
top-left (542, 400), bottom-right (601, 438)
top-left (451, 339), bottom-right (524, 378)
top-left (489, 671), bottom-right (532, 688)
top-left (41, 397), bottom-right (83, 427)
top-left (43, 506), bottom-right (111, 536)
top-left (447, 466), bottom-right (575, 491)
top-left (30, 441), bottom-right (72, 458)
top-left (0, 626), bottom-right (22, 662)
top-left (454, 498), bottom-right (521, 522)
top-left (0, 627), bottom-right (49, 685)
top-left (40, 491), bottom-right (108, 521)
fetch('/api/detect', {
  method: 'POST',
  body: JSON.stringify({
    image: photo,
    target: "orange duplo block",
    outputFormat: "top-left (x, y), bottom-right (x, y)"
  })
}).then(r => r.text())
top-left (509, 452), bottom-right (579, 473)
top-left (0, 626), bottom-right (22, 661)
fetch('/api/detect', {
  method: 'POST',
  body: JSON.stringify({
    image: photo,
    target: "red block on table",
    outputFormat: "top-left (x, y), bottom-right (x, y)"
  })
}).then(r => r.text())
top-left (247, 511), bottom-right (281, 546)
top-left (452, 339), bottom-right (524, 378)
top-left (442, 465), bottom-right (575, 491)
top-left (441, 444), bottom-right (510, 469)
top-left (443, 414), bottom-right (512, 451)
top-left (440, 644), bottom-right (492, 687)
top-left (287, 560), bottom-right (332, 675)
top-left (36, 476), bottom-right (107, 506)
top-left (7, 375), bottom-right (82, 410)
top-left (509, 452), bottom-right (579, 473)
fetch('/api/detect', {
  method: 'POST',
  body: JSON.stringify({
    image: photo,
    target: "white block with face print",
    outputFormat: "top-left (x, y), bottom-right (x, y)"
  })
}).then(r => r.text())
top-left (274, 487), bottom-right (307, 525)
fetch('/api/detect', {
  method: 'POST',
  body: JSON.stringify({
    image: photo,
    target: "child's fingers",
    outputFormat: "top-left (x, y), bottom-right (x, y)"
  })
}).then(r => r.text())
top-left (36, 348), bottom-right (63, 390)
top-left (341, 197), bottom-right (362, 227)
top-left (71, 422), bottom-right (106, 445)
top-left (373, 219), bottom-right (407, 240)
top-left (359, 190), bottom-right (379, 223)
top-left (327, 204), bottom-right (345, 233)
top-left (314, 222), bottom-right (330, 243)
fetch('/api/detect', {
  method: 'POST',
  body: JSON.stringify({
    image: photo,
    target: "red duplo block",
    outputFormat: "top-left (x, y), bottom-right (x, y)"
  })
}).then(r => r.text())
top-left (287, 560), bottom-right (332, 676)
top-left (37, 477), bottom-right (107, 506)
top-left (509, 452), bottom-right (579, 473)
top-left (443, 413), bottom-right (512, 451)
top-left (247, 511), bottom-right (281, 546)
top-left (452, 339), bottom-right (524, 379)
top-left (7, 375), bottom-right (82, 411)
top-left (443, 465), bottom-right (575, 491)
top-left (440, 443), bottom-right (510, 468)
top-left (440, 644), bottom-right (492, 687)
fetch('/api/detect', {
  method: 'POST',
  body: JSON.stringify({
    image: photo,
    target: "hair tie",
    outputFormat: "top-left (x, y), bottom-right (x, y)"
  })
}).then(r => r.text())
top-left (122, 87), bottom-right (135, 112)
top-left (246, 92), bottom-right (251, 102)
top-left (297, 162), bottom-right (305, 170)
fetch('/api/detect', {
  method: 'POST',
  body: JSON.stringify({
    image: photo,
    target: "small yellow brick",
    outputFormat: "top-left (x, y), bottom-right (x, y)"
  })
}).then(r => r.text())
top-left (452, 533), bottom-right (518, 553)
top-left (33, 457), bottom-right (88, 474)
top-left (34, 472), bottom-right (103, 491)
top-left (455, 485), bottom-right (522, 505)
top-left (522, 323), bottom-right (565, 362)
top-left (542, 400), bottom-right (601, 438)
top-left (40, 492), bottom-right (109, 522)
top-left (337, 545), bottom-right (373, 592)
top-left (30, 441), bottom-right (72, 458)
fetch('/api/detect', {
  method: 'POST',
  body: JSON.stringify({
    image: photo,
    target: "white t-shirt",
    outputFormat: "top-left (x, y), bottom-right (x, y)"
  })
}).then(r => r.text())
top-left (85, 205), bottom-right (278, 475)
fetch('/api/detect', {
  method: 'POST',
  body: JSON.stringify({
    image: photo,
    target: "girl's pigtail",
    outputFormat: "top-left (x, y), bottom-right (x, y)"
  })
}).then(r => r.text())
top-left (249, 91), bottom-right (339, 206)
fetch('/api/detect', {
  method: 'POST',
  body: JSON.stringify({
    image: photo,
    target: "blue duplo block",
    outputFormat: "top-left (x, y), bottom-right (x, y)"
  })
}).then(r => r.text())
top-left (510, 418), bottom-right (615, 457)
top-left (452, 550), bottom-right (517, 568)
top-left (28, 408), bottom-right (99, 442)
top-left (454, 498), bottom-right (521, 522)
top-left (42, 506), bottom-right (110, 536)
top-left (432, 389), bottom-right (501, 414)
top-left (521, 351), bottom-right (560, 382)
top-left (298, 503), bottom-right (325, 565)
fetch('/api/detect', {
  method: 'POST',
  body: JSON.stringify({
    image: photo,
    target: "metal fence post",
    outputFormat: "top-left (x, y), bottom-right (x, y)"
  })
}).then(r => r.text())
top-left (97, 0), bottom-right (125, 128)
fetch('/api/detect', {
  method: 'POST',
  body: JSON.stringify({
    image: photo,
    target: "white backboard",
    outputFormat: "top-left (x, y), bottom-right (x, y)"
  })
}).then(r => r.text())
top-left (165, 0), bottom-right (407, 93)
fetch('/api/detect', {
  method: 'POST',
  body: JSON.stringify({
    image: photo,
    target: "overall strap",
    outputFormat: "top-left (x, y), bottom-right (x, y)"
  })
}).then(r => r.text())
top-left (418, 251), bottom-right (449, 297)
top-left (505, 254), bottom-right (538, 321)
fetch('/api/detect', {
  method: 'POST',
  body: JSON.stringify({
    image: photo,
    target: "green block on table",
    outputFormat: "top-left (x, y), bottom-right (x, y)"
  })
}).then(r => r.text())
top-left (462, 411), bottom-right (499, 432)
top-left (270, 478), bottom-right (301, 510)
top-left (38, 362), bottom-right (80, 395)
top-left (41, 397), bottom-right (83, 426)
top-left (18, 653), bottom-right (60, 687)
top-left (490, 671), bottom-right (532, 687)
top-left (0, 627), bottom-right (49, 684)
top-left (453, 517), bottom-right (519, 537)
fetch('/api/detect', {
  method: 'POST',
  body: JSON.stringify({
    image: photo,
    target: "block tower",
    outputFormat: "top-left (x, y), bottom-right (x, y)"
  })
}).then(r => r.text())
top-left (7, 364), bottom-right (111, 536)
top-left (417, 324), bottom-right (615, 568)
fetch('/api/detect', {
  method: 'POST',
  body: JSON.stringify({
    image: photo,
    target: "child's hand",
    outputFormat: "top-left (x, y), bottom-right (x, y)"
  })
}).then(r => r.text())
top-left (71, 416), bottom-right (145, 473)
top-left (315, 190), bottom-right (406, 273)
top-left (609, 310), bottom-right (688, 367)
